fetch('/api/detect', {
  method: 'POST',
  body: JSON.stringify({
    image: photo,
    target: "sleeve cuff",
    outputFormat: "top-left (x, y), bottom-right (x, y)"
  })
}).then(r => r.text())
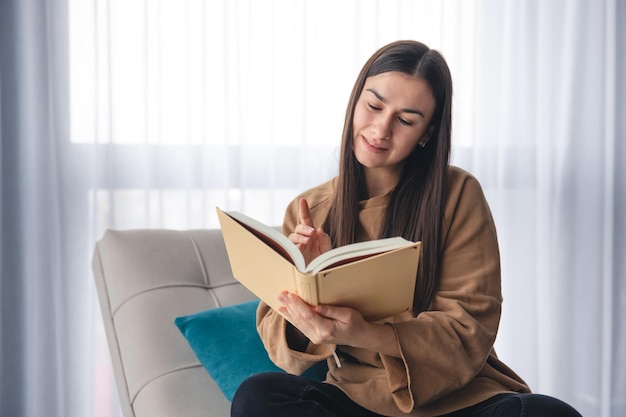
top-left (379, 324), bottom-right (415, 413)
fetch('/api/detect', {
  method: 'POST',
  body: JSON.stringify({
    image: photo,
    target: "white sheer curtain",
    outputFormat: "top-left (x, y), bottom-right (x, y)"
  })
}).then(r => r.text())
top-left (1, 0), bottom-right (623, 416)
top-left (463, 3), bottom-right (625, 417)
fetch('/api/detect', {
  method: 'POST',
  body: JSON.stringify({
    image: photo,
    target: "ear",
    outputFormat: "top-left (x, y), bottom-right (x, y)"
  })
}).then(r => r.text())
top-left (418, 126), bottom-right (435, 147)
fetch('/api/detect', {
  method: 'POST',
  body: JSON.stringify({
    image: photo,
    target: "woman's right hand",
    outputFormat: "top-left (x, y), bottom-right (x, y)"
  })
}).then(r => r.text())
top-left (288, 198), bottom-right (332, 265)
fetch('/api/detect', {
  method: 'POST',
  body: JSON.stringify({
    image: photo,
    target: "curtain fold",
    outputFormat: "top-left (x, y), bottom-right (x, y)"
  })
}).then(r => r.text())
top-left (611, 1), bottom-right (625, 413)
top-left (1, 1), bottom-right (624, 416)
top-left (1, 0), bottom-right (95, 416)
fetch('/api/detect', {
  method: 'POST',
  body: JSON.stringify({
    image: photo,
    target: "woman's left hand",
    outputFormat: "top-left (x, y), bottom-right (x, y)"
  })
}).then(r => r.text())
top-left (277, 291), bottom-right (400, 357)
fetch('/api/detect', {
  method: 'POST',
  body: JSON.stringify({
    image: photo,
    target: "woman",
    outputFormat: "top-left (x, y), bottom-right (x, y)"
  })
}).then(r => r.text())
top-left (231, 40), bottom-right (581, 417)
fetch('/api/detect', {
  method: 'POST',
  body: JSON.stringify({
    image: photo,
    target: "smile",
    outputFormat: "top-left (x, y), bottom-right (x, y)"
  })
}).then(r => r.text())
top-left (362, 136), bottom-right (388, 152)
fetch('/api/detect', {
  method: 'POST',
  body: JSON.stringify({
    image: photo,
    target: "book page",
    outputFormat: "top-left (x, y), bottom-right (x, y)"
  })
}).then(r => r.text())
top-left (306, 237), bottom-right (415, 274)
top-left (221, 209), bottom-right (416, 276)
top-left (220, 209), bottom-right (306, 271)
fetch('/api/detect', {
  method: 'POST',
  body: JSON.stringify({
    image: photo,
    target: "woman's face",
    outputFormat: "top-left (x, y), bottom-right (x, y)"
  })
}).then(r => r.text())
top-left (352, 71), bottom-right (436, 175)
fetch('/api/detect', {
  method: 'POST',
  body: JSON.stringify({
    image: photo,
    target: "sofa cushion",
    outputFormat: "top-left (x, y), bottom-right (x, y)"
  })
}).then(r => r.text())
top-left (175, 299), bottom-right (328, 401)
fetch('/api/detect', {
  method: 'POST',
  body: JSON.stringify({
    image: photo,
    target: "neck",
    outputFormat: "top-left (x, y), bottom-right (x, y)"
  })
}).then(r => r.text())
top-left (363, 167), bottom-right (401, 198)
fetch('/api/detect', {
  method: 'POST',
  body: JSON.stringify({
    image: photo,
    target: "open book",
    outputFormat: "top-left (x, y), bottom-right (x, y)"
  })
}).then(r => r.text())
top-left (216, 208), bottom-right (421, 321)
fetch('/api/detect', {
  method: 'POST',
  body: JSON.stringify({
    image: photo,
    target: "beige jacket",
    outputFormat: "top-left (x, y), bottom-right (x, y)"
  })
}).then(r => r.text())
top-left (256, 166), bottom-right (530, 416)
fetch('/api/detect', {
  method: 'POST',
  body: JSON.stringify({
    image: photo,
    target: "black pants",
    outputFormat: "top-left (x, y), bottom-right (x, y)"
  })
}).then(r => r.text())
top-left (230, 372), bottom-right (583, 417)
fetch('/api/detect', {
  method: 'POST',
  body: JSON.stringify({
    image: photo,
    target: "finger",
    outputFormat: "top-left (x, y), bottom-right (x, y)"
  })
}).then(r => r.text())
top-left (294, 223), bottom-right (316, 236)
top-left (314, 304), bottom-right (348, 321)
top-left (278, 305), bottom-right (291, 320)
top-left (278, 291), bottom-right (309, 312)
top-left (282, 293), bottom-right (322, 323)
top-left (279, 293), bottom-right (317, 330)
top-left (298, 198), bottom-right (315, 228)
top-left (288, 232), bottom-right (311, 245)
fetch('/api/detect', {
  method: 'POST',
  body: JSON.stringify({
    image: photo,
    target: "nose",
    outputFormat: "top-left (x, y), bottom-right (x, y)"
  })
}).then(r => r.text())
top-left (370, 114), bottom-right (392, 140)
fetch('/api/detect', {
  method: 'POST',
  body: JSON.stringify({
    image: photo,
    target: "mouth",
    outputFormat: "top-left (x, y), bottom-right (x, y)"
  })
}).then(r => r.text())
top-left (361, 136), bottom-right (388, 152)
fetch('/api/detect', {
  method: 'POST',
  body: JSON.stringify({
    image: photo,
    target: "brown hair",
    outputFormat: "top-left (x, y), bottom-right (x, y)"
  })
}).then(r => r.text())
top-left (326, 40), bottom-right (452, 314)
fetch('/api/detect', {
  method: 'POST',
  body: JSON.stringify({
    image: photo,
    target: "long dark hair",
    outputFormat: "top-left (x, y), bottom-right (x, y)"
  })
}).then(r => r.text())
top-left (326, 40), bottom-right (452, 314)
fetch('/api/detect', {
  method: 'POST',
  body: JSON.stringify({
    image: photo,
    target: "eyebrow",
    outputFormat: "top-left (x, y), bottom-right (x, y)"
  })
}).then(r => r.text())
top-left (365, 88), bottom-right (425, 117)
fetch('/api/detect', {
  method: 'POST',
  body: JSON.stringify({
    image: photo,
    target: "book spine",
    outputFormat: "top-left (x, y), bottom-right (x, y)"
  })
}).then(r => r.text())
top-left (294, 270), bottom-right (319, 306)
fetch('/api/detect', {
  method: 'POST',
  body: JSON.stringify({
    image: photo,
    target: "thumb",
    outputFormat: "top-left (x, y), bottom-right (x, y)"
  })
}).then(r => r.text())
top-left (316, 227), bottom-right (332, 252)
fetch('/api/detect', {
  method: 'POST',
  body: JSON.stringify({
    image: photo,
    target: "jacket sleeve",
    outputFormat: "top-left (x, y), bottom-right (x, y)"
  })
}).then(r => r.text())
top-left (380, 173), bottom-right (503, 411)
top-left (256, 190), bottom-right (335, 374)
top-left (256, 301), bottom-right (334, 374)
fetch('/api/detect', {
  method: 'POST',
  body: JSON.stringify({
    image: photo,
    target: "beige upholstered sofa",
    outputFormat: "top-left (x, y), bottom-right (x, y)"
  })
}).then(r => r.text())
top-left (92, 228), bottom-right (257, 417)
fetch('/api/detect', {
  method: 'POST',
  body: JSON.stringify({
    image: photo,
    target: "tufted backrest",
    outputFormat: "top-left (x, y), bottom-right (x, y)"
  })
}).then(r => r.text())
top-left (92, 229), bottom-right (256, 417)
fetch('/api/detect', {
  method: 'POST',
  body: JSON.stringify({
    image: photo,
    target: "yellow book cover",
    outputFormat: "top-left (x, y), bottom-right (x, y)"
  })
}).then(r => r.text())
top-left (216, 208), bottom-right (421, 321)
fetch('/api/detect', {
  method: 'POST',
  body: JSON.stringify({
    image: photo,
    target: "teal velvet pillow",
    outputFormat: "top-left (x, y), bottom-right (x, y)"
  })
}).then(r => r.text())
top-left (175, 299), bottom-right (328, 401)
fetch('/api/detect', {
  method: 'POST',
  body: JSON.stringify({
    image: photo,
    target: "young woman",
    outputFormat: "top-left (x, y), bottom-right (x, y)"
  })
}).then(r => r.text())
top-left (230, 40), bottom-right (582, 417)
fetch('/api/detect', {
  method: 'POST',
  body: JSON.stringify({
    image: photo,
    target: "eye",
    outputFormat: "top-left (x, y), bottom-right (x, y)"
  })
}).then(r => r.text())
top-left (367, 103), bottom-right (382, 111)
top-left (398, 117), bottom-right (413, 126)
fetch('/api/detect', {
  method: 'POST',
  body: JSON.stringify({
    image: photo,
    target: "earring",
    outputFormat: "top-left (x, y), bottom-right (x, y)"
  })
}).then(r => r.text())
top-left (418, 142), bottom-right (426, 148)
